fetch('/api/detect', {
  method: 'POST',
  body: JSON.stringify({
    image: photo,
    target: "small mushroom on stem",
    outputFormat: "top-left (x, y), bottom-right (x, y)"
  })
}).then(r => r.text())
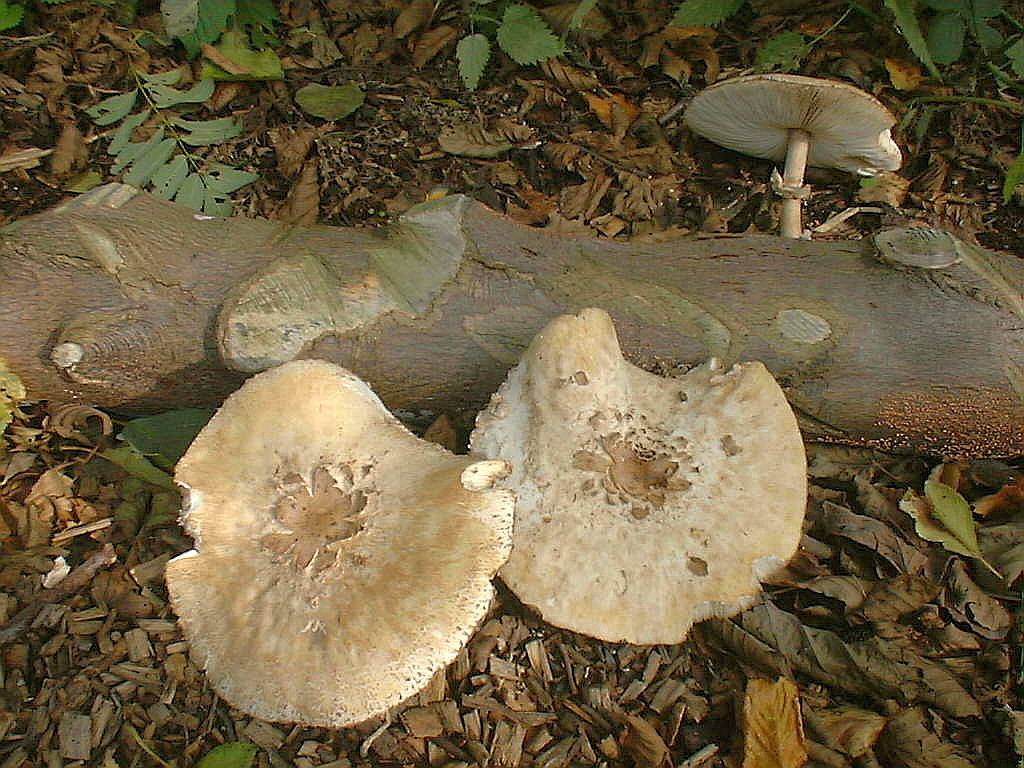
top-left (684, 74), bottom-right (902, 238)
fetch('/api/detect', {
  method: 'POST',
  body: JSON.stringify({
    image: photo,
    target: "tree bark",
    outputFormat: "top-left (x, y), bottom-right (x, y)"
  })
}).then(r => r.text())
top-left (2, 184), bottom-right (1022, 457)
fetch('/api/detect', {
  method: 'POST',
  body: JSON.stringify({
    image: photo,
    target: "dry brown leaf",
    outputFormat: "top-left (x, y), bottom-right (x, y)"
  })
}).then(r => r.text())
top-left (974, 475), bottom-right (1024, 517)
top-left (818, 501), bottom-right (928, 574)
top-left (741, 678), bottom-right (808, 768)
top-left (438, 123), bottom-right (524, 158)
top-left (49, 123), bottom-right (87, 177)
top-left (412, 25), bottom-right (458, 68)
top-left (584, 92), bottom-right (640, 136)
top-left (394, 0), bottom-right (433, 39)
top-left (885, 58), bottom-right (924, 91)
top-left (659, 47), bottom-right (692, 84)
top-left (708, 602), bottom-right (980, 718)
top-left (595, 47), bottom-right (637, 81)
top-left (856, 171), bottom-right (910, 207)
top-left (560, 171), bottom-right (612, 221)
top-left (276, 161), bottom-right (320, 225)
top-left (859, 574), bottom-right (940, 625)
top-left (269, 126), bottom-right (322, 180)
top-left (201, 43), bottom-right (247, 75)
top-left (621, 715), bottom-right (669, 768)
top-left (803, 704), bottom-right (886, 758)
top-left (91, 567), bottom-right (157, 618)
top-left (541, 58), bottom-right (600, 91)
top-left (340, 22), bottom-right (379, 65)
top-left (638, 33), bottom-right (666, 69)
top-left (540, 2), bottom-right (612, 38)
top-left (796, 575), bottom-right (870, 613)
top-left (941, 558), bottom-right (1011, 639)
top-left (877, 709), bottom-right (974, 768)
top-left (544, 141), bottom-right (586, 173)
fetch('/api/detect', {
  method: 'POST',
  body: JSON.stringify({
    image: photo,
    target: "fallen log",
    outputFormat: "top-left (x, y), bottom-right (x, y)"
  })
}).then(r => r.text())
top-left (1, 184), bottom-right (1022, 457)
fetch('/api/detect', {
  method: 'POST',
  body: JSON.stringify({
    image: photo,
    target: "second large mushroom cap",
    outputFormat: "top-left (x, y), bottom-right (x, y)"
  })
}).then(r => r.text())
top-left (471, 309), bottom-right (807, 645)
top-left (165, 360), bottom-right (514, 727)
top-left (684, 74), bottom-right (902, 238)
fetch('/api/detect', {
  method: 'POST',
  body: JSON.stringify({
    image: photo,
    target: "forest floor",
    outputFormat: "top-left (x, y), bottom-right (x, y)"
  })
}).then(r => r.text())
top-left (2, 1), bottom-right (1024, 767)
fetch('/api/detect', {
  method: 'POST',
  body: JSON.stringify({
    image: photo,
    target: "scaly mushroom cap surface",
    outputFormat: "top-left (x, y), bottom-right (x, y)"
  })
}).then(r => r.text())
top-left (470, 309), bottom-right (807, 645)
top-left (684, 74), bottom-right (902, 175)
top-left (165, 360), bottom-right (514, 726)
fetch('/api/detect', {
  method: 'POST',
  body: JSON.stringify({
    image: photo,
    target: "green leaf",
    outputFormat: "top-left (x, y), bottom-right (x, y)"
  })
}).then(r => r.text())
top-left (203, 187), bottom-right (234, 216)
top-left (146, 77), bottom-right (215, 108)
top-left (151, 155), bottom-right (190, 198)
top-left (120, 408), bottom-right (213, 466)
top-left (195, 743), bottom-right (258, 768)
top-left (203, 163), bottom-right (258, 194)
top-left (139, 68), bottom-right (185, 86)
top-left (171, 116), bottom-right (243, 145)
top-left (294, 83), bottom-right (364, 119)
top-left (99, 445), bottom-right (177, 491)
top-left (0, 0), bottom-right (25, 32)
top-left (1006, 38), bottom-right (1024, 78)
top-left (176, 0), bottom-right (235, 57)
top-left (200, 26), bottom-right (284, 80)
top-left (65, 170), bottom-right (103, 193)
top-left (123, 138), bottom-right (177, 186)
top-left (753, 30), bottom-right (807, 72)
top-left (671, 0), bottom-right (745, 27)
top-left (0, 359), bottom-right (25, 435)
top-left (235, 0), bottom-right (277, 32)
top-left (569, 0), bottom-right (599, 30)
top-left (109, 110), bottom-right (151, 154)
top-left (928, 11), bottom-right (965, 65)
top-left (457, 34), bottom-right (491, 90)
top-left (901, 482), bottom-right (1002, 576)
top-left (884, 0), bottom-right (942, 80)
top-left (497, 4), bottom-right (564, 65)
top-left (970, 0), bottom-right (1003, 19)
top-left (161, 0), bottom-right (199, 38)
top-left (175, 173), bottom-right (205, 210)
top-left (86, 90), bottom-right (140, 126)
top-left (1003, 151), bottom-right (1024, 203)
top-left (970, 18), bottom-right (1002, 50)
top-left (112, 127), bottom-right (165, 173)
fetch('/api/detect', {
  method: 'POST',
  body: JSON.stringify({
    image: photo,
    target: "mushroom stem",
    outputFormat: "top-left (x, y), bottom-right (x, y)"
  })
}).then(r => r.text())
top-left (780, 128), bottom-right (811, 239)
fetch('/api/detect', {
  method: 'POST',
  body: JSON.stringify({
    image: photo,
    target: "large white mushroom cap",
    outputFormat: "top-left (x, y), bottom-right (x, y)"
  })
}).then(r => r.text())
top-left (470, 309), bottom-right (807, 645)
top-left (165, 360), bottom-right (514, 727)
top-left (684, 74), bottom-right (902, 175)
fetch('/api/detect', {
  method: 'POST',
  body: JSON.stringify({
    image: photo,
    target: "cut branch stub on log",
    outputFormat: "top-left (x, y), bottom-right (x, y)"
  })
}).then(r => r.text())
top-left (1, 184), bottom-right (1022, 457)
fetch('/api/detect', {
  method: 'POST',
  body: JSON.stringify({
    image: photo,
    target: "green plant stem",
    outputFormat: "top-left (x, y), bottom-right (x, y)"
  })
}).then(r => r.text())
top-left (807, 7), bottom-right (852, 47)
top-left (905, 95), bottom-right (1024, 112)
top-left (130, 69), bottom-right (205, 176)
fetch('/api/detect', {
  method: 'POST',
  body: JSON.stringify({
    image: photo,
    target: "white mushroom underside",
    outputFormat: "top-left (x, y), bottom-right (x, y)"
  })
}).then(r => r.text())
top-left (684, 74), bottom-right (901, 175)
top-left (166, 361), bottom-right (514, 726)
top-left (471, 309), bottom-right (807, 645)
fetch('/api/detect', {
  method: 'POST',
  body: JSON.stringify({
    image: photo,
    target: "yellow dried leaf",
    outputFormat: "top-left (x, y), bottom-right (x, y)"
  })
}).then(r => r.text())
top-left (885, 58), bottom-right (924, 91)
top-left (584, 92), bottom-right (639, 133)
top-left (741, 678), bottom-right (808, 768)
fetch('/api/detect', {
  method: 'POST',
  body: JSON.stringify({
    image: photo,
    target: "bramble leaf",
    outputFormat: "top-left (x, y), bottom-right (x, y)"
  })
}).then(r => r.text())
top-left (671, 0), bottom-right (745, 27)
top-left (497, 4), bottom-right (563, 65)
top-left (0, 0), bottom-right (25, 32)
top-left (754, 31), bottom-right (807, 72)
top-left (884, 0), bottom-right (942, 80)
top-left (457, 33), bottom-right (491, 90)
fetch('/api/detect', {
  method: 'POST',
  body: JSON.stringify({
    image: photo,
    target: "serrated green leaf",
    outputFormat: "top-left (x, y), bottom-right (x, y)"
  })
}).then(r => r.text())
top-left (112, 127), bottom-right (165, 173)
top-left (200, 26), bottom-right (283, 80)
top-left (123, 138), bottom-right (177, 186)
top-left (569, 0), bottom-right (599, 30)
top-left (753, 30), bottom-right (807, 72)
top-left (139, 68), bottom-right (185, 86)
top-left (195, 743), bottom-right (258, 768)
top-left (161, 0), bottom-right (199, 38)
top-left (202, 163), bottom-right (259, 193)
top-left (884, 0), bottom-right (942, 80)
top-left (671, 0), bottom-right (745, 27)
top-left (120, 408), bottom-right (213, 466)
top-left (497, 4), bottom-right (564, 65)
top-left (294, 83), bottom-right (364, 119)
top-left (86, 90), bottom-right (140, 126)
top-left (1003, 152), bottom-right (1024, 203)
top-left (457, 34), bottom-right (491, 90)
top-left (109, 110), bottom-right (151, 154)
top-left (151, 156), bottom-right (190, 198)
top-left (971, 0), bottom-right (1003, 19)
top-left (928, 11), bottom-right (965, 65)
top-left (100, 444), bottom-right (176, 490)
top-left (175, 173), bottom-right (205, 210)
top-left (971, 18), bottom-right (1002, 50)
top-left (146, 77), bottom-right (215, 108)
top-left (0, 0), bottom-right (25, 32)
top-left (1006, 39), bottom-right (1024, 78)
top-left (171, 116), bottom-right (243, 145)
